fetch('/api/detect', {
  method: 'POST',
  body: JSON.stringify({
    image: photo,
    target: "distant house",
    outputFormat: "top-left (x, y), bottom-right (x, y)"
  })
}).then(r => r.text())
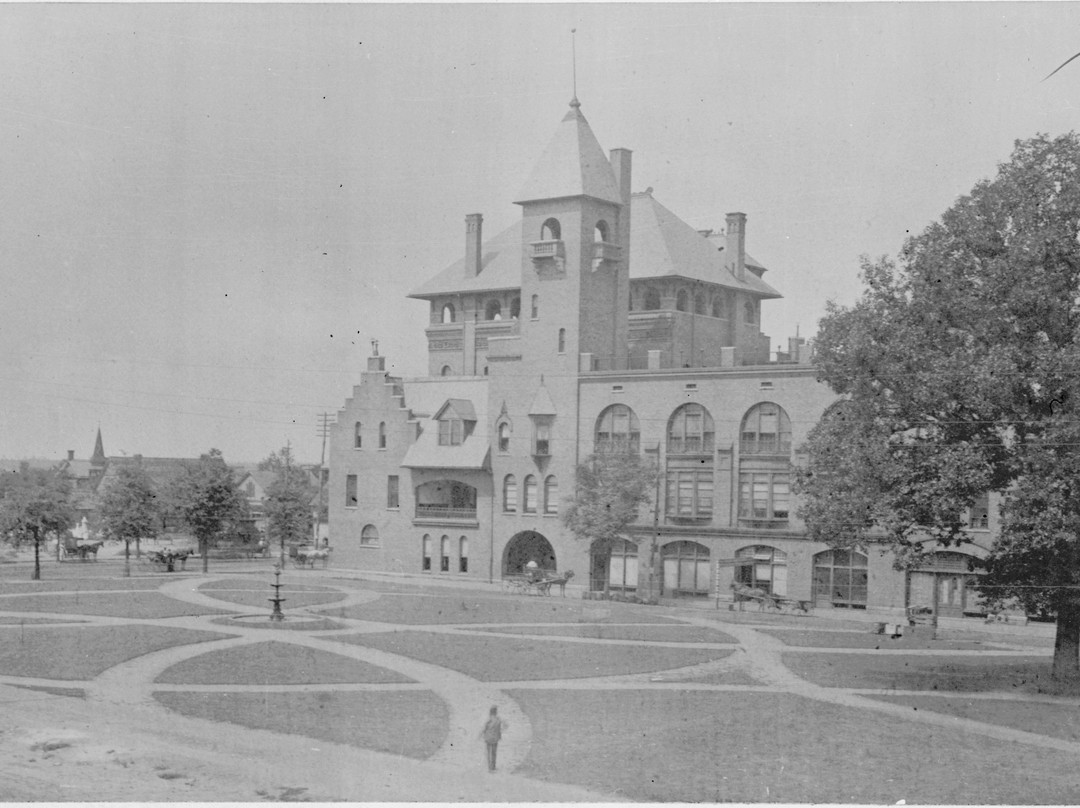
top-left (235, 466), bottom-right (327, 543)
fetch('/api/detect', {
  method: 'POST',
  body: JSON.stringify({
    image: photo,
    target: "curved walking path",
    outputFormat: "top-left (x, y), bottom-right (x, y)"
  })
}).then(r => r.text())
top-left (0, 561), bottom-right (1076, 801)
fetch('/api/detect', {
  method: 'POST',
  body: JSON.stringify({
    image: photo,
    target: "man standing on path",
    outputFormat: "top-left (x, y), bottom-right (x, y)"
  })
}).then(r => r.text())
top-left (480, 706), bottom-right (507, 772)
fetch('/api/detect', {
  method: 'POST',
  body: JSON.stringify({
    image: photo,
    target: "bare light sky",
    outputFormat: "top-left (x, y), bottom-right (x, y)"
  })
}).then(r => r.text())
top-left (3, 3), bottom-right (1080, 465)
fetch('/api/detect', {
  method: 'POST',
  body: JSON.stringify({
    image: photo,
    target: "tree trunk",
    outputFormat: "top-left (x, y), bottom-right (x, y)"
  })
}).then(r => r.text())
top-left (1052, 598), bottom-right (1080, 681)
top-left (123, 539), bottom-right (131, 578)
top-left (32, 530), bottom-right (41, 581)
top-left (201, 536), bottom-right (209, 573)
top-left (135, 537), bottom-right (141, 559)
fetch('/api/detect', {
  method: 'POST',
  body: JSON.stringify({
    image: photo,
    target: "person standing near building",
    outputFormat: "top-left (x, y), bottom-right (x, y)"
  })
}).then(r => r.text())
top-left (480, 705), bottom-right (507, 772)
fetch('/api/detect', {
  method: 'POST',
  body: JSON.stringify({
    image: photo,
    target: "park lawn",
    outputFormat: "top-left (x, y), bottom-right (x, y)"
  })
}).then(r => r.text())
top-left (468, 623), bottom-right (738, 644)
top-left (0, 591), bottom-right (232, 618)
top-left (208, 615), bottom-right (346, 632)
top-left (509, 689), bottom-right (1080, 803)
top-left (318, 594), bottom-right (677, 626)
top-left (0, 616), bottom-right (89, 625)
top-left (333, 630), bottom-right (732, 681)
top-left (657, 669), bottom-right (764, 686)
top-left (154, 690), bottom-right (447, 760)
top-left (155, 640), bottom-right (415, 685)
top-left (867, 694), bottom-right (1080, 742)
top-left (757, 627), bottom-right (989, 651)
top-left (0, 625), bottom-right (232, 680)
top-left (0, 578), bottom-right (161, 593)
top-left (782, 651), bottom-right (1066, 693)
top-left (194, 587), bottom-right (345, 610)
top-left (199, 578), bottom-right (339, 592)
top-left (7, 684), bottom-right (86, 699)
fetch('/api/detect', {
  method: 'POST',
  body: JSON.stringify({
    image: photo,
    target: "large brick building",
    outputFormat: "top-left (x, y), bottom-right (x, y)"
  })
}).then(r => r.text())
top-left (328, 97), bottom-right (996, 620)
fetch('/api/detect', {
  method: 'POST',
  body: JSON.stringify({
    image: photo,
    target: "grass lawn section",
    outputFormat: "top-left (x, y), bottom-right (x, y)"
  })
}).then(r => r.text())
top-left (8, 684), bottom-right (86, 699)
top-left (758, 627), bottom-right (989, 650)
top-left (659, 669), bottom-right (764, 685)
top-left (194, 587), bottom-right (345, 609)
top-left (319, 594), bottom-right (677, 625)
top-left (0, 616), bottom-right (88, 625)
top-left (784, 651), bottom-right (1058, 692)
top-left (154, 690), bottom-right (446, 759)
top-left (334, 630), bottom-right (732, 680)
top-left (156, 640), bottom-right (414, 685)
top-left (509, 689), bottom-right (1080, 803)
top-left (868, 694), bottom-right (1080, 741)
top-left (469, 623), bottom-right (737, 644)
top-left (0, 625), bottom-right (232, 679)
top-left (0, 591), bottom-right (232, 618)
top-left (0, 578), bottom-right (161, 593)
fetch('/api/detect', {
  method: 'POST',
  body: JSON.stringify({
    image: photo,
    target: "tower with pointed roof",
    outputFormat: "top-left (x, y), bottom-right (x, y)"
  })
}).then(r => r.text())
top-left (89, 427), bottom-right (107, 481)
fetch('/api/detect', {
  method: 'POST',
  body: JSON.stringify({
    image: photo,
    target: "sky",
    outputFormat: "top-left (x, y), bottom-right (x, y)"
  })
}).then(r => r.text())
top-left (3, 2), bottom-right (1080, 466)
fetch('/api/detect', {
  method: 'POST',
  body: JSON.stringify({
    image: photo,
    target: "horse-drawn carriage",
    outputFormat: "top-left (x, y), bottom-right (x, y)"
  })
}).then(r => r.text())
top-left (503, 569), bottom-right (574, 597)
top-left (60, 535), bottom-right (104, 562)
top-left (146, 548), bottom-right (192, 572)
top-left (289, 544), bottom-right (331, 569)
top-left (730, 582), bottom-right (811, 614)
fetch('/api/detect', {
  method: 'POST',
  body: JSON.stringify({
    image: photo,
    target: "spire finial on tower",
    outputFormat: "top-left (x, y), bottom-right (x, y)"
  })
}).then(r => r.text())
top-left (570, 28), bottom-right (580, 108)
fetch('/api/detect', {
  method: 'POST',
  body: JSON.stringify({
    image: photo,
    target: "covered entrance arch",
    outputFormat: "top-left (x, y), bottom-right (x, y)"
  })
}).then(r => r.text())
top-left (502, 531), bottom-right (556, 577)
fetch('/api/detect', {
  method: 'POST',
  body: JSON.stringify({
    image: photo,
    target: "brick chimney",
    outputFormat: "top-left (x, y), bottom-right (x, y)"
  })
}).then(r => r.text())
top-left (725, 212), bottom-right (746, 281)
top-left (67, 449), bottom-right (74, 461)
top-left (465, 213), bottom-right (483, 277)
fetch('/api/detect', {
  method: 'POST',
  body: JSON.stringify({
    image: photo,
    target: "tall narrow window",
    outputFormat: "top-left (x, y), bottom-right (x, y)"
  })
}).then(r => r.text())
top-left (346, 475), bottom-right (358, 508)
top-left (676, 289), bottom-right (689, 312)
top-left (387, 475), bottom-right (399, 509)
top-left (533, 418), bottom-right (552, 456)
top-left (422, 535), bottom-right (432, 571)
top-left (378, 422), bottom-right (387, 449)
top-left (541, 218), bottom-right (561, 240)
top-left (498, 422), bottom-right (511, 453)
top-left (523, 475), bottom-right (538, 513)
top-left (557, 328), bottom-right (566, 353)
top-left (544, 475), bottom-right (559, 514)
top-left (531, 295), bottom-right (539, 319)
top-left (354, 422), bottom-right (362, 449)
top-left (485, 299), bottom-right (502, 321)
top-left (503, 475), bottom-right (517, 512)
top-left (594, 220), bottom-right (609, 242)
top-left (459, 536), bottom-right (469, 573)
top-left (441, 303), bottom-right (456, 323)
top-left (440, 535), bottom-right (450, 572)
top-left (510, 297), bottom-right (521, 319)
top-left (694, 293), bottom-right (706, 314)
top-left (970, 493), bottom-right (990, 529)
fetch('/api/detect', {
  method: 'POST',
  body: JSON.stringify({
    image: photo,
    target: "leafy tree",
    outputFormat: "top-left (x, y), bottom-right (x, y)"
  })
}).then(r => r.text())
top-left (171, 449), bottom-right (243, 573)
top-left (261, 445), bottom-right (314, 561)
top-left (99, 463), bottom-right (159, 577)
top-left (0, 463), bottom-right (74, 580)
top-left (796, 133), bottom-right (1080, 679)
top-left (562, 451), bottom-right (659, 594)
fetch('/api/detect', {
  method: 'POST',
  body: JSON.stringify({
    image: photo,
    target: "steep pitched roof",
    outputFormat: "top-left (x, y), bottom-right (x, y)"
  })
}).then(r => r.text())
top-left (408, 220), bottom-right (524, 299)
top-left (91, 428), bottom-right (106, 465)
top-left (629, 193), bottom-right (781, 298)
top-left (514, 101), bottom-right (622, 206)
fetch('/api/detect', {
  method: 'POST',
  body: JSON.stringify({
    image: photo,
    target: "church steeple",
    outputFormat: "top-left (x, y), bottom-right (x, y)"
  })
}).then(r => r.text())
top-left (90, 427), bottom-right (106, 467)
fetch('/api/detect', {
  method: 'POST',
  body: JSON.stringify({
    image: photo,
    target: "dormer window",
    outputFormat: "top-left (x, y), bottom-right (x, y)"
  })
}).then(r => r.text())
top-left (533, 417), bottom-right (553, 456)
top-left (436, 400), bottom-right (477, 447)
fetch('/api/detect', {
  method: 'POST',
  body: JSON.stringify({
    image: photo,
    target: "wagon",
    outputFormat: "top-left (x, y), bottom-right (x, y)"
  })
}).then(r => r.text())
top-left (730, 582), bottom-right (810, 614)
top-left (291, 545), bottom-right (331, 569)
top-left (503, 570), bottom-right (574, 597)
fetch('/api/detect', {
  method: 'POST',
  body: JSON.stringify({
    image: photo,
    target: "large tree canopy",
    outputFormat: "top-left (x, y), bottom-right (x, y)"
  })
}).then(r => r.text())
top-left (0, 463), bottom-right (73, 580)
top-left (260, 445), bottom-right (315, 554)
top-left (797, 133), bottom-right (1080, 679)
top-left (562, 451), bottom-right (658, 552)
top-left (170, 449), bottom-right (243, 573)
top-left (99, 463), bottom-right (160, 576)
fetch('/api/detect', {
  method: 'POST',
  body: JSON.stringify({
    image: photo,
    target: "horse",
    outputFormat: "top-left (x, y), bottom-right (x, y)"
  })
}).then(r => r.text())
top-left (537, 569), bottom-right (575, 597)
top-left (297, 547), bottom-right (331, 569)
top-left (730, 581), bottom-right (779, 611)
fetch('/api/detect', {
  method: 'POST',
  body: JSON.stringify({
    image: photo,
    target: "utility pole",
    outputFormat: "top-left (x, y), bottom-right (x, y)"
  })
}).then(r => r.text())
top-left (280, 439), bottom-right (291, 570)
top-left (315, 413), bottom-right (334, 547)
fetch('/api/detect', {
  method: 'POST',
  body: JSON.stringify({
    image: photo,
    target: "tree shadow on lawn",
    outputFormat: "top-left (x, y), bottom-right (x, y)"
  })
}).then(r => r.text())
top-left (332, 630), bottom-right (733, 681)
top-left (0, 592), bottom-right (232, 619)
top-left (757, 627), bottom-right (988, 651)
top-left (154, 690), bottom-right (447, 761)
top-left (508, 689), bottom-right (1080, 804)
top-left (783, 652), bottom-right (1079, 696)
top-left (867, 694), bottom-right (1080, 742)
top-left (466, 623), bottom-right (738, 644)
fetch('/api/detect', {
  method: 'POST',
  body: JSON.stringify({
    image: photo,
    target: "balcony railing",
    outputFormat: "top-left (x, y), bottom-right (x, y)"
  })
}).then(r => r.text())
top-left (593, 241), bottom-right (621, 263)
top-left (740, 438), bottom-right (792, 455)
top-left (414, 505), bottom-right (478, 521)
top-left (667, 436), bottom-right (715, 455)
top-left (529, 240), bottom-right (565, 262)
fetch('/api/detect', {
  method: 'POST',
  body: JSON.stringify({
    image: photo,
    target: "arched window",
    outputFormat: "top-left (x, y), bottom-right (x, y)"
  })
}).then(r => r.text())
top-left (441, 365), bottom-right (453, 377)
top-left (485, 299), bottom-right (502, 321)
top-left (498, 422), bottom-right (511, 453)
top-left (593, 538), bottom-right (638, 592)
top-left (644, 288), bottom-right (661, 310)
top-left (503, 475), bottom-right (517, 512)
top-left (543, 475), bottom-right (559, 514)
top-left (530, 294), bottom-right (539, 319)
top-left (361, 524), bottom-right (379, 546)
top-left (557, 328), bottom-right (566, 353)
top-left (422, 534), bottom-right (432, 571)
top-left (813, 548), bottom-right (868, 608)
top-left (441, 303), bottom-right (456, 324)
top-left (711, 295), bottom-right (722, 318)
top-left (662, 541), bottom-right (711, 597)
top-left (459, 536), bottom-right (469, 573)
top-left (541, 218), bottom-right (561, 241)
top-left (735, 545), bottom-right (788, 596)
top-left (740, 403), bottom-right (792, 455)
top-left (594, 220), bottom-right (609, 242)
top-left (693, 292), bottom-right (706, 315)
top-left (510, 297), bottom-right (521, 319)
top-left (523, 475), bottom-right (538, 513)
top-left (676, 289), bottom-right (689, 312)
top-left (667, 403), bottom-right (715, 454)
top-left (744, 300), bottom-right (756, 322)
top-left (595, 404), bottom-right (641, 453)
top-left (378, 422), bottom-right (387, 449)
top-left (354, 421), bottom-right (362, 449)
top-left (440, 535), bottom-right (451, 572)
